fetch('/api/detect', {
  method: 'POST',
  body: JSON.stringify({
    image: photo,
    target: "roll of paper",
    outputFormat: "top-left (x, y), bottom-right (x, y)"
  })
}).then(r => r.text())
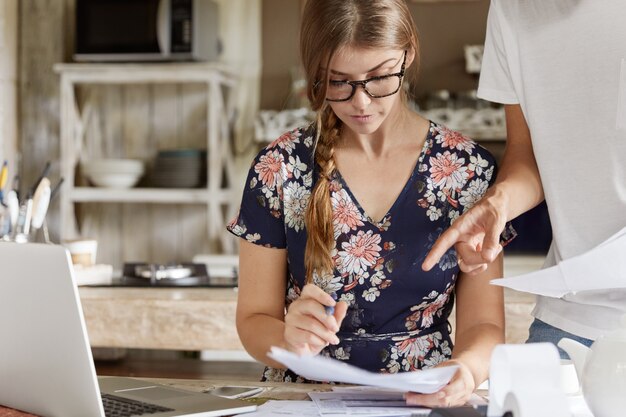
top-left (487, 343), bottom-right (571, 417)
top-left (502, 389), bottom-right (570, 417)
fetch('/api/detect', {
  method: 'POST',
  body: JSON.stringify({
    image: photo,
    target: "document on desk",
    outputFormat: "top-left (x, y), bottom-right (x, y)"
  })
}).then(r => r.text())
top-left (233, 400), bottom-right (320, 417)
top-left (268, 347), bottom-right (458, 393)
top-left (309, 390), bottom-right (430, 416)
top-left (491, 226), bottom-right (626, 297)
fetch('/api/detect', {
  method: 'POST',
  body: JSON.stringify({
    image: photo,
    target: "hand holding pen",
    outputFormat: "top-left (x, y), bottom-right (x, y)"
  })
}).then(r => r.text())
top-left (283, 284), bottom-right (347, 356)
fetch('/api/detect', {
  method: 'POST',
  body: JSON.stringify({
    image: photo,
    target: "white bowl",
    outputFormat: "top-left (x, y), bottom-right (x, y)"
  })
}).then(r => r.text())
top-left (82, 159), bottom-right (144, 176)
top-left (87, 172), bottom-right (142, 188)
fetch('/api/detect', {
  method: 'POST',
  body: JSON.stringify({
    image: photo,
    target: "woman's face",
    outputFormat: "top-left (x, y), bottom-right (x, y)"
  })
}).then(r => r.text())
top-left (325, 47), bottom-right (411, 136)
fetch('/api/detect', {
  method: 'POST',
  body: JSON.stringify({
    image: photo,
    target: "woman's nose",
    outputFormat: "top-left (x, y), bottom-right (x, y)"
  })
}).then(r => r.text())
top-left (350, 85), bottom-right (372, 108)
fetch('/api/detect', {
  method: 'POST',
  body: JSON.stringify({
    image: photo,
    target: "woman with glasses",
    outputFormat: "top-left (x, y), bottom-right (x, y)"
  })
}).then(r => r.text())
top-left (229, 0), bottom-right (511, 407)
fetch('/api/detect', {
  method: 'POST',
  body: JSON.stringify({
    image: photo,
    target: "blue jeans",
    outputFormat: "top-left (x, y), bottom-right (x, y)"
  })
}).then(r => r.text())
top-left (525, 318), bottom-right (594, 359)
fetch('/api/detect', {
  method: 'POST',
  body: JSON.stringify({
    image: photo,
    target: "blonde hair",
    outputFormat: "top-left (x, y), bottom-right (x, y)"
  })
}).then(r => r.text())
top-left (301, 0), bottom-right (420, 283)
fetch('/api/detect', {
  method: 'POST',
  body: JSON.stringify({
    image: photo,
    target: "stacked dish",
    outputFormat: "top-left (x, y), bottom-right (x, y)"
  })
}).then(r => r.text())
top-left (150, 149), bottom-right (206, 188)
top-left (82, 159), bottom-right (144, 188)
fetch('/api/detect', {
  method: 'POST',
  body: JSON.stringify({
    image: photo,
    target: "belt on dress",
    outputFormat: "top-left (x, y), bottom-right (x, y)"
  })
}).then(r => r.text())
top-left (336, 321), bottom-right (450, 342)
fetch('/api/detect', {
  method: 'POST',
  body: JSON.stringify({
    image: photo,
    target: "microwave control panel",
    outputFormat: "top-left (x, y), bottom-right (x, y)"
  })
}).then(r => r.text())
top-left (171, 0), bottom-right (192, 53)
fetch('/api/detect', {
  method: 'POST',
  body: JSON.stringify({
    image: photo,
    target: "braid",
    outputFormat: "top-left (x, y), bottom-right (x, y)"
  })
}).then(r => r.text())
top-left (304, 106), bottom-right (341, 283)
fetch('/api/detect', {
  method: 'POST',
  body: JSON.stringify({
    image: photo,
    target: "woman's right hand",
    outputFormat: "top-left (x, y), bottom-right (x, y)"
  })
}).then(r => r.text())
top-left (284, 284), bottom-right (348, 356)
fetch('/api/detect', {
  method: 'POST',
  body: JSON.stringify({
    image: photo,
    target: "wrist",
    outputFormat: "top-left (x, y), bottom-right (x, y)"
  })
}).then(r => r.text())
top-left (486, 183), bottom-right (512, 222)
top-left (448, 358), bottom-right (479, 390)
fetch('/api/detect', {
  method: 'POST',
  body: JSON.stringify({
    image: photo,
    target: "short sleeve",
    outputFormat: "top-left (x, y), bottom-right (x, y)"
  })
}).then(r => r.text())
top-left (477, 0), bottom-right (519, 105)
top-left (226, 145), bottom-right (287, 248)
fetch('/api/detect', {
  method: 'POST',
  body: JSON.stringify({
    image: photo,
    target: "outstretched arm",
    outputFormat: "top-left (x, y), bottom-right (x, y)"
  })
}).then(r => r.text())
top-left (407, 254), bottom-right (505, 407)
top-left (422, 104), bottom-right (544, 274)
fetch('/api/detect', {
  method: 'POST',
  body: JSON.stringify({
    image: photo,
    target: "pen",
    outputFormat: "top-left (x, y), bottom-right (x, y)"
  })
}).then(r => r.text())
top-left (50, 177), bottom-right (65, 201)
top-left (30, 178), bottom-right (51, 236)
top-left (0, 161), bottom-right (8, 205)
top-left (6, 190), bottom-right (19, 233)
top-left (12, 175), bottom-right (20, 201)
top-left (30, 161), bottom-right (51, 196)
top-left (16, 191), bottom-right (34, 236)
top-left (324, 292), bottom-right (338, 315)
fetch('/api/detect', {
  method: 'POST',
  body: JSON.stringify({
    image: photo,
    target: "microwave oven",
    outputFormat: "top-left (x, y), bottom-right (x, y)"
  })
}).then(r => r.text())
top-left (74, 0), bottom-right (220, 62)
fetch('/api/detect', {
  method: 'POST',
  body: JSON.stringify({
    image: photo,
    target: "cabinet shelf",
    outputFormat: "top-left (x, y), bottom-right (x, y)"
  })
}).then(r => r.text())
top-left (56, 62), bottom-right (240, 257)
top-left (68, 187), bottom-right (232, 204)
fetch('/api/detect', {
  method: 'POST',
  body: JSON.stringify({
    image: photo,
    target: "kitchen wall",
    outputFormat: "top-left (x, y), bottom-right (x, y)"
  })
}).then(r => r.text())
top-left (0, 0), bottom-right (19, 174)
top-left (261, 0), bottom-right (491, 110)
top-left (12, 0), bottom-right (494, 264)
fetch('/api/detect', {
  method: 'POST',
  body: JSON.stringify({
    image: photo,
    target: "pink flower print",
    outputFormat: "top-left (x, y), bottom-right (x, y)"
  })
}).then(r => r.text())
top-left (397, 336), bottom-right (432, 366)
top-left (332, 189), bottom-right (364, 237)
top-left (255, 150), bottom-right (284, 189)
top-left (337, 230), bottom-right (382, 275)
top-left (396, 339), bottom-right (420, 362)
top-left (429, 151), bottom-right (468, 191)
top-left (437, 125), bottom-right (475, 153)
top-left (267, 129), bottom-right (300, 153)
top-left (420, 292), bottom-right (448, 329)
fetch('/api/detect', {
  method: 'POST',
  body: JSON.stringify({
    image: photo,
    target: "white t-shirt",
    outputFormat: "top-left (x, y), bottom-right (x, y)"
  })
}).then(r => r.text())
top-left (478, 0), bottom-right (626, 339)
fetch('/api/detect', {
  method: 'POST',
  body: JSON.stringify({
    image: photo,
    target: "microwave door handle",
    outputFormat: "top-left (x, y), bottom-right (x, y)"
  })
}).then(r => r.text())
top-left (157, 0), bottom-right (170, 55)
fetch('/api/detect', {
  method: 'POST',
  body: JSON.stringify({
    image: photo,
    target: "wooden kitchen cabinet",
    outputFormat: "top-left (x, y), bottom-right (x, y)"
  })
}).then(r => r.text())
top-left (54, 63), bottom-right (240, 266)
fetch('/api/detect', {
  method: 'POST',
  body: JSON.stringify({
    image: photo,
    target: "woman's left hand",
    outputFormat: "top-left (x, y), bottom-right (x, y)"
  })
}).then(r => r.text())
top-left (404, 360), bottom-right (476, 408)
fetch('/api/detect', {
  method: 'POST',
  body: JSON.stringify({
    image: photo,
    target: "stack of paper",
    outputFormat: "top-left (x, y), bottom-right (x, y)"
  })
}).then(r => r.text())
top-left (268, 346), bottom-right (458, 394)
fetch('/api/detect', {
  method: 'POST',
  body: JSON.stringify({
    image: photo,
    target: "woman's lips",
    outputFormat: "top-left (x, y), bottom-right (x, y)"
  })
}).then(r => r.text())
top-left (350, 114), bottom-right (373, 122)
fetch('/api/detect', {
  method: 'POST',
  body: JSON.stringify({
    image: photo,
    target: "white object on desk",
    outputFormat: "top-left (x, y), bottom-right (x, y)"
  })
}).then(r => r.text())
top-left (491, 226), bottom-right (626, 297)
top-left (234, 400), bottom-right (320, 417)
top-left (72, 264), bottom-right (113, 286)
top-left (268, 346), bottom-right (458, 394)
top-left (309, 390), bottom-right (430, 416)
top-left (487, 343), bottom-right (570, 417)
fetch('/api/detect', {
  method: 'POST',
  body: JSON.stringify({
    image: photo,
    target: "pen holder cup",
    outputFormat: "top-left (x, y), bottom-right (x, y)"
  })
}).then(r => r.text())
top-left (0, 209), bottom-right (10, 240)
top-left (62, 239), bottom-right (98, 267)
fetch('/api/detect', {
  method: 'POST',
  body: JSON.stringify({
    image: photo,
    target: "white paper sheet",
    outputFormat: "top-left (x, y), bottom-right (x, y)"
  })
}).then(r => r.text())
top-left (268, 347), bottom-right (458, 394)
top-left (309, 391), bottom-right (430, 416)
top-left (233, 400), bottom-right (320, 417)
top-left (490, 226), bottom-right (626, 297)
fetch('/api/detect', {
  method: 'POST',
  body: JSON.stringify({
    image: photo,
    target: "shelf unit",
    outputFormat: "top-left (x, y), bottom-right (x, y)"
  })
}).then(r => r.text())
top-left (54, 62), bottom-right (239, 254)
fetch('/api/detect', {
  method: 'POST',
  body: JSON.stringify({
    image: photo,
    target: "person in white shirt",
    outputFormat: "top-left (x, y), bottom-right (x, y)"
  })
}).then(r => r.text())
top-left (422, 0), bottom-right (626, 357)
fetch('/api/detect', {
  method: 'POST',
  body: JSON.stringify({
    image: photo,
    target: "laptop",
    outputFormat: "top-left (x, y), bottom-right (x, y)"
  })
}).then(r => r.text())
top-left (0, 242), bottom-right (257, 417)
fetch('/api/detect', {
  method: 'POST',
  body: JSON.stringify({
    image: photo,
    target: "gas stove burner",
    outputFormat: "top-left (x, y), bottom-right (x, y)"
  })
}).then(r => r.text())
top-left (120, 262), bottom-right (212, 287)
top-left (134, 263), bottom-right (195, 280)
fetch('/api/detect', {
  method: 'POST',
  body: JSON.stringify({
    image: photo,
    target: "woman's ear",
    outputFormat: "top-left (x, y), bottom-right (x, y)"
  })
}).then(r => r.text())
top-left (405, 48), bottom-right (417, 69)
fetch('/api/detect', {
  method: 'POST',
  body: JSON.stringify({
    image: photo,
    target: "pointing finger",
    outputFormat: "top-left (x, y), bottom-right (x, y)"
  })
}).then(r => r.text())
top-left (422, 227), bottom-right (461, 271)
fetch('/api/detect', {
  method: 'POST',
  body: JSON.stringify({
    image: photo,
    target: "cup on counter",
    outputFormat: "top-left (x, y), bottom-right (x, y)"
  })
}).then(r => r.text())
top-left (62, 239), bottom-right (98, 267)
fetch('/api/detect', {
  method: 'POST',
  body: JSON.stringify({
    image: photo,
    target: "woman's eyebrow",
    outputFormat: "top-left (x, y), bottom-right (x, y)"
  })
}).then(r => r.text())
top-left (328, 57), bottom-right (399, 76)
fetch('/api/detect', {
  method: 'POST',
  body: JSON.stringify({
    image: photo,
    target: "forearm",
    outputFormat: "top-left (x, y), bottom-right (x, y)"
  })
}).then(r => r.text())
top-left (451, 322), bottom-right (505, 386)
top-left (492, 157), bottom-right (544, 221)
top-left (491, 104), bottom-right (544, 221)
top-left (452, 255), bottom-right (505, 387)
top-left (237, 240), bottom-right (290, 369)
top-left (237, 313), bottom-right (288, 369)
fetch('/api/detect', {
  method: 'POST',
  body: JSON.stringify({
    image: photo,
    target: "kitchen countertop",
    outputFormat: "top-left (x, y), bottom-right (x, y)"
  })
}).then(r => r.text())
top-left (78, 254), bottom-right (541, 351)
top-left (78, 287), bottom-right (244, 351)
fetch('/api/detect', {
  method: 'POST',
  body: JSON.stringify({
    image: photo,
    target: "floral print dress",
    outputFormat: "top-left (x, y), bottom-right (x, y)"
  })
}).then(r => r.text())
top-left (227, 121), bottom-right (514, 383)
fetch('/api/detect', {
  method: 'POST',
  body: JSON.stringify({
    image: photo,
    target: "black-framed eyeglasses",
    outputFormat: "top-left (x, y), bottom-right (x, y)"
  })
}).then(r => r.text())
top-left (325, 50), bottom-right (407, 102)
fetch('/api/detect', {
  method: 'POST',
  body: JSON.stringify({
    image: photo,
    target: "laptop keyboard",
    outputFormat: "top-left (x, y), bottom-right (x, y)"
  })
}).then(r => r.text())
top-left (101, 393), bottom-right (175, 416)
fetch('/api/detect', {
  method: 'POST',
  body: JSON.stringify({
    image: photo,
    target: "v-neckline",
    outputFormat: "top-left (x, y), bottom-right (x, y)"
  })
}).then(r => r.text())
top-left (333, 123), bottom-right (434, 227)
